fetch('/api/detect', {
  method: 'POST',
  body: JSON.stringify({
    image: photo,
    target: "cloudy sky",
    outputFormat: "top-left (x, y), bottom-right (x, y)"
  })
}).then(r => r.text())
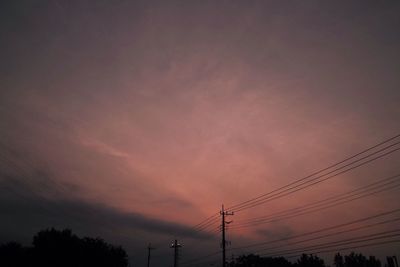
top-left (1, 1), bottom-right (400, 266)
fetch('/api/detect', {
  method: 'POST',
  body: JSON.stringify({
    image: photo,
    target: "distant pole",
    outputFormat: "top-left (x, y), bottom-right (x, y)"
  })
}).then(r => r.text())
top-left (147, 243), bottom-right (155, 267)
top-left (220, 204), bottom-right (234, 267)
top-left (170, 239), bottom-right (182, 267)
top-left (221, 205), bottom-right (226, 267)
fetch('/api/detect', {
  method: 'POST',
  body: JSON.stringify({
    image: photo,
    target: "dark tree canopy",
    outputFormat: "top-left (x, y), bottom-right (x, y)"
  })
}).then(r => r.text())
top-left (228, 252), bottom-right (382, 267)
top-left (334, 252), bottom-right (382, 267)
top-left (230, 254), bottom-right (297, 267)
top-left (0, 242), bottom-right (30, 267)
top-left (343, 252), bottom-right (381, 267)
top-left (335, 253), bottom-right (345, 267)
top-left (295, 254), bottom-right (325, 267)
top-left (0, 228), bottom-right (128, 267)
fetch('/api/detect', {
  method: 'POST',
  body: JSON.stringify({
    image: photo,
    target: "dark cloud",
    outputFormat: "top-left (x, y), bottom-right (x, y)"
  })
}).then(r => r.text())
top-left (0, 171), bottom-right (212, 241)
top-left (0, 170), bottom-right (215, 267)
top-left (0, 170), bottom-right (218, 266)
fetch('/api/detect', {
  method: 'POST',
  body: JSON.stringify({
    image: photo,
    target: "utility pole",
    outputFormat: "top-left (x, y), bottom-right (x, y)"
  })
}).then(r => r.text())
top-left (147, 243), bottom-right (155, 267)
top-left (170, 239), bottom-right (182, 267)
top-left (220, 204), bottom-right (234, 267)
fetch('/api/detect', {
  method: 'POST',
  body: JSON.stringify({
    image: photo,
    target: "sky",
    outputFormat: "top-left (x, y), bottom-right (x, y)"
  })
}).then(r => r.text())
top-left (1, 1), bottom-right (400, 266)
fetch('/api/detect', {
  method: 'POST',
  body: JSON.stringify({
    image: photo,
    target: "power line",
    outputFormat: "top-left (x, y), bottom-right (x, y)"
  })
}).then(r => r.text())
top-left (181, 209), bottom-right (400, 266)
top-left (182, 229), bottom-right (400, 267)
top-left (193, 216), bottom-right (220, 232)
top-left (236, 173), bottom-right (400, 224)
top-left (186, 133), bottom-right (400, 246)
top-left (192, 213), bottom-right (220, 231)
top-left (251, 217), bottom-right (400, 255)
top-left (225, 134), bottom-right (400, 212)
top-left (284, 239), bottom-right (400, 259)
top-left (229, 207), bottom-right (400, 251)
top-left (262, 229), bottom-right (400, 257)
top-left (230, 173), bottom-right (400, 229)
top-left (182, 134), bottom-right (400, 265)
top-left (182, 135), bottom-right (400, 265)
top-left (230, 143), bottom-right (400, 212)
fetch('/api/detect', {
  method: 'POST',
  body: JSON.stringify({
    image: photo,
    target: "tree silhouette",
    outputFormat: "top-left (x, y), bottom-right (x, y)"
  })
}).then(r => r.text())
top-left (345, 252), bottom-right (367, 267)
top-left (0, 242), bottom-right (29, 267)
top-left (366, 256), bottom-right (380, 267)
top-left (1, 232), bottom-right (388, 267)
top-left (342, 252), bottom-right (381, 267)
top-left (231, 254), bottom-right (292, 267)
top-left (32, 228), bottom-right (128, 267)
top-left (32, 228), bottom-right (81, 267)
top-left (0, 228), bottom-right (128, 267)
top-left (335, 253), bottom-right (345, 267)
top-left (295, 254), bottom-right (325, 267)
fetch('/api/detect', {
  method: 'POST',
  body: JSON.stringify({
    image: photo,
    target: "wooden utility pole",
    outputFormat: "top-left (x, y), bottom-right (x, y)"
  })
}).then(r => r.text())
top-left (170, 239), bottom-right (182, 267)
top-left (220, 205), bottom-right (234, 267)
top-left (147, 243), bottom-right (155, 267)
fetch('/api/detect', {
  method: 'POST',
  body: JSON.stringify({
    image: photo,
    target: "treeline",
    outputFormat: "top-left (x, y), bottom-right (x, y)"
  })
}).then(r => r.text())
top-left (229, 252), bottom-right (384, 267)
top-left (1, 229), bottom-right (396, 267)
top-left (0, 228), bottom-right (128, 267)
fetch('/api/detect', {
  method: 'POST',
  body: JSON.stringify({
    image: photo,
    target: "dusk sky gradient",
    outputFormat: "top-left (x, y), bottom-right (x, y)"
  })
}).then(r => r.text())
top-left (1, 1), bottom-right (400, 266)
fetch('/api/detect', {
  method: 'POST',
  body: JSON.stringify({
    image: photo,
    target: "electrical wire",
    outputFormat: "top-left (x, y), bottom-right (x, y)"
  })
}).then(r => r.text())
top-left (229, 208), bottom-right (400, 251)
top-left (231, 174), bottom-right (400, 229)
top-left (263, 230), bottom-right (400, 257)
top-left (231, 143), bottom-right (400, 212)
top-left (251, 217), bottom-right (400, 255)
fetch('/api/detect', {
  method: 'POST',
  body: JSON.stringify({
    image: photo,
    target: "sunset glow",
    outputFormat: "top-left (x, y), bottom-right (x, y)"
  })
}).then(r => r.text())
top-left (1, 1), bottom-right (399, 267)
